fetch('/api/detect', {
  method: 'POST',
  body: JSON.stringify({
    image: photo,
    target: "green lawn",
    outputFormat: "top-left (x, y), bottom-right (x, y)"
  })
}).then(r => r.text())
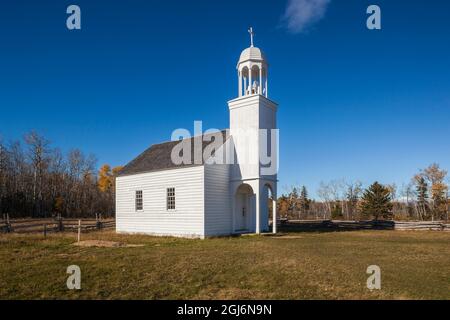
top-left (0, 230), bottom-right (449, 299)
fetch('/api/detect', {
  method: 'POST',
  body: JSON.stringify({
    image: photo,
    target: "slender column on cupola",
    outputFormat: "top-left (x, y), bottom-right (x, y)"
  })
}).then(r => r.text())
top-left (244, 76), bottom-right (247, 96)
top-left (259, 67), bottom-right (262, 94)
top-left (248, 65), bottom-right (252, 95)
top-left (238, 70), bottom-right (242, 97)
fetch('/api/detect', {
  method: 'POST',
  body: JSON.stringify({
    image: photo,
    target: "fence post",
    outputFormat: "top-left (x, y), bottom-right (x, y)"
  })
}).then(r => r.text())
top-left (96, 213), bottom-right (103, 230)
top-left (6, 213), bottom-right (11, 233)
top-left (58, 214), bottom-right (64, 232)
top-left (77, 219), bottom-right (81, 242)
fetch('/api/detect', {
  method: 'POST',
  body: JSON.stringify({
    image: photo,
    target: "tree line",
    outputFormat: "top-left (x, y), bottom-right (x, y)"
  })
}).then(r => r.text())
top-left (2, 131), bottom-right (448, 222)
top-left (277, 163), bottom-right (449, 221)
top-left (0, 131), bottom-right (122, 218)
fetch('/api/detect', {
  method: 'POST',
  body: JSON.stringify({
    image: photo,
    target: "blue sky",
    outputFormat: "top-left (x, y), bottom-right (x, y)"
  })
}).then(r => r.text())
top-left (0, 0), bottom-right (449, 197)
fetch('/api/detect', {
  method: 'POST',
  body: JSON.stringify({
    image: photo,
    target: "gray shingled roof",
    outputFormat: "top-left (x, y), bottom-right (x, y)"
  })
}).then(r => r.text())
top-left (118, 130), bottom-right (229, 176)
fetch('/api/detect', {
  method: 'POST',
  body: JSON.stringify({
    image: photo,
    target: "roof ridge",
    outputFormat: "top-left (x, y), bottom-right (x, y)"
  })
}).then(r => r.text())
top-left (149, 129), bottom-right (228, 147)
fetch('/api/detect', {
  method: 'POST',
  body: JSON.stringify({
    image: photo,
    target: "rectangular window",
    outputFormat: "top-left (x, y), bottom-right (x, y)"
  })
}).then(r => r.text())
top-left (167, 187), bottom-right (175, 210)
top-left (135, 190), bottom-right (143, 211)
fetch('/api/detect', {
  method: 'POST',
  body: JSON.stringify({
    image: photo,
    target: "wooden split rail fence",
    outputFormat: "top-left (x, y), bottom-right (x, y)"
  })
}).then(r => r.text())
top-left (0, 214), bottom-right (115, 234)
top-left (279, 219), bottom-right (450, 232)
top-left (390, 221), bottom-right (450, 231)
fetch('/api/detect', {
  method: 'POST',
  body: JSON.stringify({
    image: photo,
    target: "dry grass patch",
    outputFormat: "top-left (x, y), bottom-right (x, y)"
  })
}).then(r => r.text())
top-left (73, 240), bottom-right (144, 248)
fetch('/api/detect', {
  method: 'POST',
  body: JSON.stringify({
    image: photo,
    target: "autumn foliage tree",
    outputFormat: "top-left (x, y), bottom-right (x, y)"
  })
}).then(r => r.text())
top-left (98, 164), bottom-right (113, 193)
top-left (420, 163), bottom-right (448, 220)
top-left (98, 164), bottom-right (123, 215)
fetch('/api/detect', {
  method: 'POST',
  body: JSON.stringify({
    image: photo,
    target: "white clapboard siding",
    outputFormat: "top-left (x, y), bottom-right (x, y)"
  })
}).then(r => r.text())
top-left (204, 164), bottom-right (232, 236)
top-left (116, 166), bottom-right (205, 238)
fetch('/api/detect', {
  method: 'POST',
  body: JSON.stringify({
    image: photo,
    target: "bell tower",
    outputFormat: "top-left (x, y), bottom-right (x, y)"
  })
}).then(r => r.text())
top-left (228, 28), bottom-right (278, 234)
top-left (236, 27), bottom-right (269, 98)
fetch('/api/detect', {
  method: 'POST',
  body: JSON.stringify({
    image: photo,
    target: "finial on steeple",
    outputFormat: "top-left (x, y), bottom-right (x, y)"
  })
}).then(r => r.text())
top-left (248, 27), bottom-right (254, 47)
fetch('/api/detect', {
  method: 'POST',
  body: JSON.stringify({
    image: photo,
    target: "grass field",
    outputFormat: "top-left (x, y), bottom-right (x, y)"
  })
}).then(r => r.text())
top-left (0, 230), bottom-right (449, 300)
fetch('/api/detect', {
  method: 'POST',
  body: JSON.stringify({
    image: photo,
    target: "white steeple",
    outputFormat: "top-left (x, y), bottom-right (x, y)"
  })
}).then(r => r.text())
top-left (237, 27), bottom-right (269, 98)
top-left (228, 28), bottom-right (278, 234)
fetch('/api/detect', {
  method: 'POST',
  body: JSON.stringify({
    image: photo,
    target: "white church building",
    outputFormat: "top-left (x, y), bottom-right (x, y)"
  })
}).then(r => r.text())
top-left (116, 29), bottom-right (278, 238)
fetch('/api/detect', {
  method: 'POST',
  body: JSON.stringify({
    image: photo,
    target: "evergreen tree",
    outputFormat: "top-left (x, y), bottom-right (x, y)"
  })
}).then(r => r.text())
top-left (415, 176), bottom-right (429, 220)
top-left (360, 182), bottom-right (393, 220)
top-left (299, 186), bottom-right (310, 217)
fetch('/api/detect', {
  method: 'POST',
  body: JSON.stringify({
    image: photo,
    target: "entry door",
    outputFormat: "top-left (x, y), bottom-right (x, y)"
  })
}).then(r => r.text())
top-left (236, 193), bottom-right (248, 231)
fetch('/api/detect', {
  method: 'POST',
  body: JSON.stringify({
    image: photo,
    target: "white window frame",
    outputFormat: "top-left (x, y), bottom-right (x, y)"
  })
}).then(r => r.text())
top-left (135, 190), bottom-right (143, 211)
top-left (166, 187), bottom-right (176, 211)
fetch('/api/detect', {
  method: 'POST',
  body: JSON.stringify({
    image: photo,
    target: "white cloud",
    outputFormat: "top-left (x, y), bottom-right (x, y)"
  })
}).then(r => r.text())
top-left (282, 0), bottom-right (331, 34)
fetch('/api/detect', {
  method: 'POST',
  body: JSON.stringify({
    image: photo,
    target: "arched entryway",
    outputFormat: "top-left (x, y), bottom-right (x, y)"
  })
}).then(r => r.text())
top-left (234, 184), bottom-right (254, 232)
